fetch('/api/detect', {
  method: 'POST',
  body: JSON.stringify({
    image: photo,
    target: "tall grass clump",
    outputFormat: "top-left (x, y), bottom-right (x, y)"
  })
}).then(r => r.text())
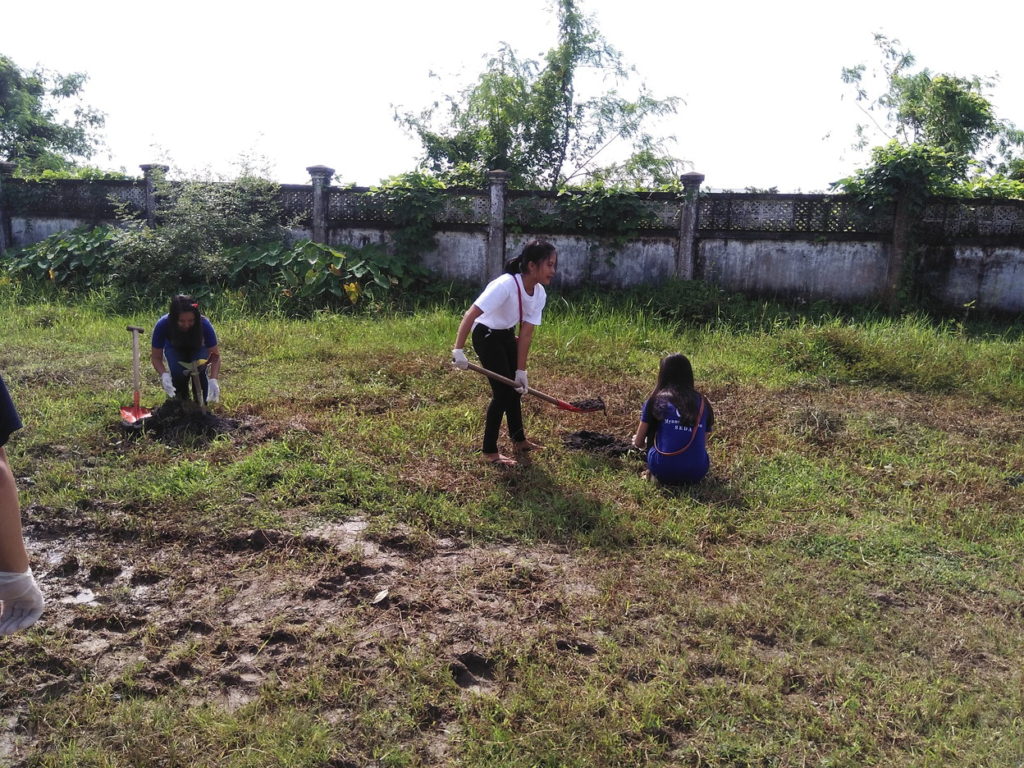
top-left (771, 315), bottom-right (1024, 403)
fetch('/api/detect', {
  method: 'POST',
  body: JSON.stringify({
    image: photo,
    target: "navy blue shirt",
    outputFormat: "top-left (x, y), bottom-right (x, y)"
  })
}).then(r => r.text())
top-left (0, 373), bottom-right (23, 447)
top-left (641, 394), bottom-right (712, 485)
top-left (151, 314), bottom-right (218, 381)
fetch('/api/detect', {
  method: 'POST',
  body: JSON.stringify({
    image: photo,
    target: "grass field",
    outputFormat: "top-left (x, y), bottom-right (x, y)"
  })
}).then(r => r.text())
top-left (1, 287), bottom-right (1023, 767)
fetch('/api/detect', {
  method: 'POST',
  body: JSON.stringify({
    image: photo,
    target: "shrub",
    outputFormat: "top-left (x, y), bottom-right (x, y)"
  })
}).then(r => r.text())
top-left (226, 240), bottom-right (431, 313)
top-left (5, 226), bottom-right (118, 291)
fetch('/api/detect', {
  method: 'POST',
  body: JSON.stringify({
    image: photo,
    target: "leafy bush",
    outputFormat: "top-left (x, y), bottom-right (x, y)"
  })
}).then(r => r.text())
top-left (953, 175), bottom-right (1024, 200)
top-left (832, 140), bottom-right (966, 211)
top-left (152, 173), bottom-right (285, 254)
top-left (29, 166), bottom-right (133, 181)
top-left (226, 240), bottom-right (430, 313)
top-left (6, 230), bottom-right (432, 313)
top-left (5, 226), bottom-right (118, 290)
top-left (97, 171), bottom-right (288, 297)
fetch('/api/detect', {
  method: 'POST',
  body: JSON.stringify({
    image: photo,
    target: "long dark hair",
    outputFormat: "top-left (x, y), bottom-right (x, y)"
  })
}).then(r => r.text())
top-left (166, 294), bottom-right (203, 355)
top-left (504, 239), bottom-right (556, 275)
top-left (645, 354), bottom-right (702, 446)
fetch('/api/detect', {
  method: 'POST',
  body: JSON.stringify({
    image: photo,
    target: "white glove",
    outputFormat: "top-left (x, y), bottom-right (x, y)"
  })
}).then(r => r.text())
top-left (0, 568), bottom-right (44, 636)
top-left (160, 372), bottom-right (176, 398)
top-left (514, 369), bottom-right (529, 394)
top-left (206, 378), bottom-right (220, 403)
top-left (451, 349), bottom-right (469, 370)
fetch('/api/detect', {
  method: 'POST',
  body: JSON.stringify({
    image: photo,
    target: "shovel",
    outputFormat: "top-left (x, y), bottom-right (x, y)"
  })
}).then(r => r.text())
top-left (465, 362), bottom-right (605, 414)
top-left (120, 326), bottom-right (152, 425)
top-left (178, 359), bottom-right (209, 414)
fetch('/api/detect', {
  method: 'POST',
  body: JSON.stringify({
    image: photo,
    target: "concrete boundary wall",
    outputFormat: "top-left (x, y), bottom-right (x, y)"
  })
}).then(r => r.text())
top-left (919, 246), bottom-right (1024, 313)
top-left (2, 164), bottom-right (1023, 312)
top-left (700, 239), bottom-right (891, 304)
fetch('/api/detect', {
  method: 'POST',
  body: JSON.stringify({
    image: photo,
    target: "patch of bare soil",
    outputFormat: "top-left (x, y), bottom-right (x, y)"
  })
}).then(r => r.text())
top-left (2, 513), bottom-right (613, 765)
top-left (117, 399), bottom-right (260, 445)
top-left (562, 430), bottom-right (635, 457)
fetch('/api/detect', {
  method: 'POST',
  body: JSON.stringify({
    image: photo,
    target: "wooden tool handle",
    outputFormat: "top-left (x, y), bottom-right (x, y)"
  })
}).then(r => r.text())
top-left (464, 362), bottom-right (564, 407)
top-left (128, 327), bottom-right (143, 394)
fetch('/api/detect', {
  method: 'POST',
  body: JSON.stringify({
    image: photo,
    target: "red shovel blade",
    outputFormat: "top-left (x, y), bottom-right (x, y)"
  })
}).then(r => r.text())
top-left (120, 405), bottom-right (152, 424)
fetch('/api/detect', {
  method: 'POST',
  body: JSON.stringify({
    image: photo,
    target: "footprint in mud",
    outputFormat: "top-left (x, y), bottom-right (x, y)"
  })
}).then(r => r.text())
top-left (556, 638), bottom-right (598, 655)
top-left (259, 628), bottom-right (300, 646)
top-left (87, 564), bottom-right (122, 585)
top-left (449, 651), bottom-right (497, 690)
top-left (174, 619), bottom-right (214, 638)
top-left (130, 569), bottom-right (166, 586)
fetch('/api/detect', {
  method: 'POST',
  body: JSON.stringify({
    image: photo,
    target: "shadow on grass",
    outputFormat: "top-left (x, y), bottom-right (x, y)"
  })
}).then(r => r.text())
top-left (492, 461), bottom-right (639, 548)
top-left (489, 456), bottom-right (747, 549)
top-left (655, 473), bottom-right (748, 508)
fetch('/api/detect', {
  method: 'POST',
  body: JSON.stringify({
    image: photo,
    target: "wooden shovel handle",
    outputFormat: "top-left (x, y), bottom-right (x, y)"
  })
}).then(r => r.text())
top-left (126, 326), bottom-right (146, 395)
top-left (464, 362), bottom-right (567, 408)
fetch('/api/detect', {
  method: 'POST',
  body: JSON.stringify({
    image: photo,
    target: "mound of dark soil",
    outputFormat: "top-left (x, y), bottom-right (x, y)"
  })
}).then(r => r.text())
top-left (562, 430), bottom-right (634, 456)
top-left (568, 398), bottom-right (606, 413)
top-left (120, 399), bottom-right (241, 443)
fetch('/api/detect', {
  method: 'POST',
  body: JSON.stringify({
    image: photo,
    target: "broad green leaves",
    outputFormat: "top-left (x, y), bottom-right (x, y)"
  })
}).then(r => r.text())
top-left (226, 239), bottom-right (426, 310)
top-left (7, 229), bottom-right (430, 313)
top-left (5, 226), bottom-right (117, 289)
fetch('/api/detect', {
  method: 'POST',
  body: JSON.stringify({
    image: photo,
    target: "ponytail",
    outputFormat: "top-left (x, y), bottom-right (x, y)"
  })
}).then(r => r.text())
top-left (505, 239), bottom-right (555, 275)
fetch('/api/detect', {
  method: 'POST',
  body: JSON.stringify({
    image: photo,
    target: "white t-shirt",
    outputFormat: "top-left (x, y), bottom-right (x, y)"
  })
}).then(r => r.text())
top-left (473, 273), bottom-right (546, 330)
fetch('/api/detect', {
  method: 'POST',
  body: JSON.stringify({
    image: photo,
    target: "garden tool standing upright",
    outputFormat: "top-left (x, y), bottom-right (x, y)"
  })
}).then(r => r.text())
top-left (120, 325), bottom-right (152, 425)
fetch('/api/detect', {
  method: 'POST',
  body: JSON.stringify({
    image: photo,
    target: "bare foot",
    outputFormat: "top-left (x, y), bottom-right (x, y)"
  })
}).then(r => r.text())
top-left (483, 453), bottom-right (518, 467)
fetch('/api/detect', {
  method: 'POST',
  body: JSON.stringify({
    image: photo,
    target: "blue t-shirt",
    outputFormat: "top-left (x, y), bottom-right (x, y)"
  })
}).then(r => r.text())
top-left (641, 394), bottom-right (711, 485)
top-left (0, 372), bottom-right (23, 447)
top-left (152, 315), bottom-right (218, 380)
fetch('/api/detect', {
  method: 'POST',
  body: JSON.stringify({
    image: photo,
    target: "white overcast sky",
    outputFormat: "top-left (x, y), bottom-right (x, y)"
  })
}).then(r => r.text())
top-left (2, 0), bottom-right (1022, 191)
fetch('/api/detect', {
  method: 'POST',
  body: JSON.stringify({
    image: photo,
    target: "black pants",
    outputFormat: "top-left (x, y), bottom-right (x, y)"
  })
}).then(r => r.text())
top-left (171, 368), bottom-right (208, 402)
top-left (472, 324), bottom-right (524, 453)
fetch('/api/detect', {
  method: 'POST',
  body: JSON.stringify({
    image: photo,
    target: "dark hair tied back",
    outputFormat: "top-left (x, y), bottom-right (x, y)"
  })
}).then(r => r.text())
top-left (504, 239), bottom-right (555, 275)
top-left (644, 354), bottom-right (701, 441)
top-left (166, 294), bottom-right (203, 354)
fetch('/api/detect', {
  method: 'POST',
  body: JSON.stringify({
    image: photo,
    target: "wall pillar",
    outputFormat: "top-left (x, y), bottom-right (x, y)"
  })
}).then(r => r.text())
top-left (139, 164), bottom-right (169, 227)
top-left (0, 161), bottom-right (16, 254)
top-left (676, 171), bottom-right (705, 279)
top-left (884, 195), bottom-right (912, 311)
top-left (486, 169), bottom-right (509, 280)
top-left (306, 165), bottom-right (334, 244)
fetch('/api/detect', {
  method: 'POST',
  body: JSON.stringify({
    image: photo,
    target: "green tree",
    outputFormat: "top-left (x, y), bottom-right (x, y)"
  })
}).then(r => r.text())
top-left (836, 34), bottom-right (1024, 194)
top-left (0, 53), bottom-right (106, 176)
top-left (835, 35), bottom-right (1024, 309)
top-left (396, 0), bottom-right (682, 190)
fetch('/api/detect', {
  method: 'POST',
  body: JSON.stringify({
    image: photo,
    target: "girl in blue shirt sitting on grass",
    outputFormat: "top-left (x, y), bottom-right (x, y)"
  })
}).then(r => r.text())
top-left (631, 354), bottom-right (715, 485)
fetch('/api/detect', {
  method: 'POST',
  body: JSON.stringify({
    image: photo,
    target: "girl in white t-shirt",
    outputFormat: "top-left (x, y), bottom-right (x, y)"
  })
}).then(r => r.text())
top-left (452, 240), bottom-right (558, 466)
